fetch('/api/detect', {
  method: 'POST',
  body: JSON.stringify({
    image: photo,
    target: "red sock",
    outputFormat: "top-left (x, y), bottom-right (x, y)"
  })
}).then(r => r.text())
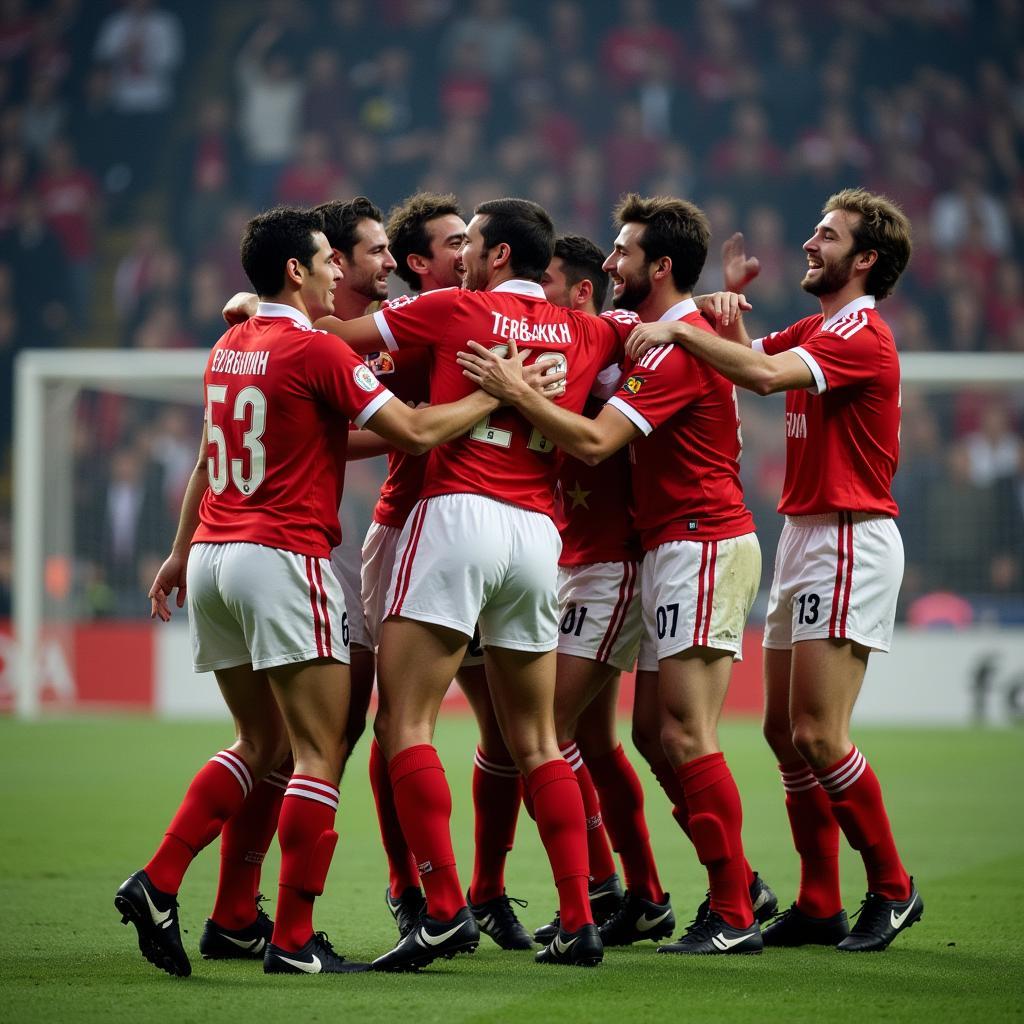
top-left (560, 742), bottom-right (616, 884)
top-left (650, 756), bottom-right (755, 888)
top-left (469, 748), bottom-right (522, 903)
top-left (389, 745), bottom-right (464, 921)
top-left (677, 753), bottom-right (752, 929)
top-left (527, 759), bottom-right (591, 933)
top-left (273, 775), bottom-right (339, 952)
top-left (587, 744), bottom-right (664, 902)
top-left (649, 757), bottom-right (693, 838)
top-left (816, 747), bottom-right (911, 901)
top-left (211, 758), bottom-right (291, 929)
top-left (145, 749), bottom-right (253, 894)
top-left (779, 760), bottom-right (842, 917)
top-left (369, 739), bottom-right (419, 898)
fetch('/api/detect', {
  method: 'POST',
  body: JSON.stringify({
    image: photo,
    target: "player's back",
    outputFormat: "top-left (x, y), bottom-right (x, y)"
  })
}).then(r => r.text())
top-left (378, 283), bottom-right (635, 515)
top-left (194, 308), bottom-right (390, 557)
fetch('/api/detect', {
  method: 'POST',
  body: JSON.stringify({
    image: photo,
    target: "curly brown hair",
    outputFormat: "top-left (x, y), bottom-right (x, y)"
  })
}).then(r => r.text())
top-left (385, 192), bottom-right (463, 291)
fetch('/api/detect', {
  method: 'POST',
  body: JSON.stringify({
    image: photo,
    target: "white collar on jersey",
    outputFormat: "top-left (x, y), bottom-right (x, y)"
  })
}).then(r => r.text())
top-left (822, 294), bottom-right (875, 331)
top-left (492, 279), bottom-right (546, 298)
top-left (658, 297), bottom-right (698, 322)
top-left (256, 301), bottom-right (313, 329)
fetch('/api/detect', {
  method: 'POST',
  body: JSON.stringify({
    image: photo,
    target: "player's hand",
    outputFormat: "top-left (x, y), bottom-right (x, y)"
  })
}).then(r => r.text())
top-left (222, 291), bottom-right (259, 325)
top-left (457, 338), bottom-right (533, 403)
top-left (624, 321), bottom-right (686, 360)
top-left (148, 551), bottom-right (188, 622)
top-left (523, 354), bottom-right (567, 400)
top-left (696, 290), bottom-right (752, 328)
top-left (721, 232), bottom-right (760, 291)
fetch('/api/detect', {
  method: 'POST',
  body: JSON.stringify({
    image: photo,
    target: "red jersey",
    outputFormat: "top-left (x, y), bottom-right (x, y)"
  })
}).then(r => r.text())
top-left (193, 303), bottom-right (393, 558)
top-left (606, 301), bottom-right (754, 550)
top-left (557, 396), bottom-right (641, 566)
top-left (373, 280), bottom-right (638, 516)
top-left (757, 295), bottom-right (900, 516)
top-left (362, 347), bottom-right (431, 528)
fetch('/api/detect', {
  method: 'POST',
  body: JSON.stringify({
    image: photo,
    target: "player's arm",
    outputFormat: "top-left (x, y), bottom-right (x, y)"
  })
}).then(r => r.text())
top-left (311, 312), bottom-right (385, 354)
top-left (364, 389), bottom-right (502, 456)
top-left (625, 320), bottom-right (811, 395)
top-left (148, 423), bottom-right (209, 621)
top-left (457, 338), bottom-right (639, 465)
top-left (221, 291), bottom-right (387, 355)
top-left (347, 428), bottom-right (394, 460)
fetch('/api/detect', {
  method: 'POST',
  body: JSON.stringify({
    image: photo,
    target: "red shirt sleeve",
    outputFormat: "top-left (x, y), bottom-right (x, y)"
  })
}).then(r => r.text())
top-left (304, 330), bottom-right (393, 424)
top-left (376, 288), bottom-right (460, 349)
top-left (799, 325), bottom-right (884, 391)
top-left (610, 344), bottom-right (703, 434)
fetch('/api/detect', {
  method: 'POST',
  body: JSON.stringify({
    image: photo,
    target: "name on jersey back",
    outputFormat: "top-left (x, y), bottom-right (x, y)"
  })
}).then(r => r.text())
top-left (211, 348), bottom-right (270, 375)
top-left (489, 312), bottom-right (572, 345)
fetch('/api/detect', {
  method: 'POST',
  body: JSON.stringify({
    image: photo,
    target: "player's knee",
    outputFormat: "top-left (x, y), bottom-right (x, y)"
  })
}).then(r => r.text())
top-left (233, 729), bottom-right (289, 779)
top-left (688, 812), bottom-right (731, 866)
top-left (660, 718), bottom-right (698, 763)
top-left (790, 718), bottom-right (836, 771)
top-left (630, 719), bottom-right (660, 764)
top-left (762, 716), bottom-right (793, 760)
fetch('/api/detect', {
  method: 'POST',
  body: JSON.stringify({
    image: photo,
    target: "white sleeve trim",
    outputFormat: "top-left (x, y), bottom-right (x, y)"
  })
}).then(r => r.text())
top-left (606, 396), bottom-right (653, 436)
top-left (353, 390), bottom-right (393, 428)
top-left (791, 346), bottom-right (826, 394)
top-left (752, 338), bottom-right (765, 353)
top-left (372, 309), bottom-right (399, 352)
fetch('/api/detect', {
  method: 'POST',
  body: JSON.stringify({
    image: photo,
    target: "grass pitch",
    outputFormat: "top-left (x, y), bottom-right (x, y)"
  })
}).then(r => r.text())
top-left (1, 716), bottom-right (1021, 1023)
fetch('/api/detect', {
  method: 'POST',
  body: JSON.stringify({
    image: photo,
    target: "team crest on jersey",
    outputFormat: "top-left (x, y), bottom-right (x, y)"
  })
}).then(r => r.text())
top-left (353, 363), bottom-right (379, 392)
top-left (365, 351), bottom-right (395, 375)
top-left (623, 375), bottom-right (644, 395)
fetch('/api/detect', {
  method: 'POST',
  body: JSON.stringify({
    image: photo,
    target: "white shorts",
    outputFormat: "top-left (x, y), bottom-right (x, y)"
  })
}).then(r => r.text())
top-left (557, 561), bottom-right (642, 672)
top-left (363, 519), bottom-right (486, 667)
top-left (329, 533), bottom-right (371, 650)
top-left (188, 542), bottom-right (350, 672)
top-left (641, 533), bottom-right (761, 664)
top-left (386, 493), bottom-right (561, 653)
top-left (764, 513), bottom-right (903, 652)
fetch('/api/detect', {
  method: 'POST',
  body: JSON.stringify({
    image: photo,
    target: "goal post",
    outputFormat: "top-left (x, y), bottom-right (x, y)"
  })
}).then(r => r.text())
top-left (9, 348), bottom-right (1024, 719)
top-left (13, 350), bottom-right (206, 718)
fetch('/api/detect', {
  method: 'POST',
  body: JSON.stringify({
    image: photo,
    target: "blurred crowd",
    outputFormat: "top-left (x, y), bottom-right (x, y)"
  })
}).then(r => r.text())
top-left (0, 0), bottom-right (1022, 620)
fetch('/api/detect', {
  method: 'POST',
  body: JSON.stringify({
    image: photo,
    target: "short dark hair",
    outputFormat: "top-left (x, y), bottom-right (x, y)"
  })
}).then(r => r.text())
top-left (386, 192), bottom-right (463, 291)
top-left (474, 197), bottom-right (554, 282)
top-left (613, 193), bottom-right (710, 294)
top-left (553, 234), bottom-right (609, 310)
top-left (239, 206), bottom-right (323, 297)
top-left (823, 188), bottom-right (912, 300)
top-left (314, 195), bottom-right (384, 258)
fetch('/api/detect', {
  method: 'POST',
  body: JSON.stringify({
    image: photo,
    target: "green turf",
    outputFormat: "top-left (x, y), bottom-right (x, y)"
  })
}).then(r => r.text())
top-left (1, 717), bottom-right (1022, 1022)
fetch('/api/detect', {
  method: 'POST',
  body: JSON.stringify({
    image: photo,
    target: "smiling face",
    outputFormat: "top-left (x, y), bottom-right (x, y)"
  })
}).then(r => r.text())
top-left (602, 222), bottom-right (652, 312)
top-left (422, 213), bottom-right (468, 290)
top-left (300, 230), bottom-right (343, 320)
top-left (338, 218), bottom-right (396, 302)
top-left (801, 209), bottom-right (861, 297)
top-left (459, 214), bottom-right (494, 292)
